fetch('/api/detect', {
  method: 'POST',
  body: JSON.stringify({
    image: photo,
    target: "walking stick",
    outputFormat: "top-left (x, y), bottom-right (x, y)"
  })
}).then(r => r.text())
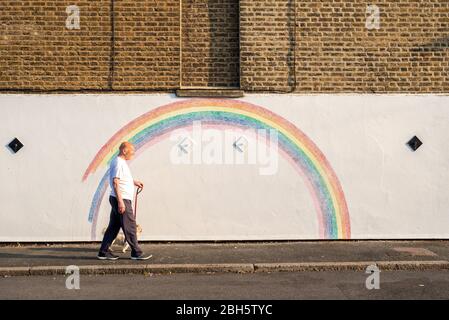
top-left (134, 186), bottom-right (143, 218)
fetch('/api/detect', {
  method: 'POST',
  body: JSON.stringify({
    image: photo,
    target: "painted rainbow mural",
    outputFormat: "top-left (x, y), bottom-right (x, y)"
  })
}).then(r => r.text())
top-left (82, 99), bottom-right (351, 240)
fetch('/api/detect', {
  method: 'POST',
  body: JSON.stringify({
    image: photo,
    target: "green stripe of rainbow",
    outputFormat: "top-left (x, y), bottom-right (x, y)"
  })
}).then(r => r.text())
top-left (82, 99), bottom-right (350, 239)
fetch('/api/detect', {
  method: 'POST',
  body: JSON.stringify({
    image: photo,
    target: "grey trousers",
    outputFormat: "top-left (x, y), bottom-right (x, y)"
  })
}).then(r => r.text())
top-left (99, 196), bottom-right (143, 257)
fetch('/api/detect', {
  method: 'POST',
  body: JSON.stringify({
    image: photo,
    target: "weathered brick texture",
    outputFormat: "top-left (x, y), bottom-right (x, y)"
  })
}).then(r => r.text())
top-left (0, 1), bottom-right (448, 93)
top-left (113, 0), bottom-right (180, 90)
top-left (0, 0), bottom-right (111, 90)
top-left (240, 0), bottom-right (295, 92)
top-left (291, 0), bottom-right (449, 93)
top-left (240, 0), bottom-right (449, 93)
top-left (181, 0), bottom-right (240, 88)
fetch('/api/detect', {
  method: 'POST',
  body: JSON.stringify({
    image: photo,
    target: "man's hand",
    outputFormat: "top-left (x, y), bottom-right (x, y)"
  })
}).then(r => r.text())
top-left (118, 200), bottom-right (126, 214)
top-left (134, 180), bottom-right (144, 189)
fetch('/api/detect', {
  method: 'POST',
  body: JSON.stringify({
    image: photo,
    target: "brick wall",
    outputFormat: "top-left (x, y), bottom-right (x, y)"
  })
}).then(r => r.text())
top-left (182, 0), bottom-right (240, 88)
top-left (0, 0), bottom-right (448, 93)
top-left (240, 0), bottom-right (295, 92)
top-left (241, 0), bottom-right (449, 93)
top-left (0, 0), bottom-right (111, 90)
top-left (293, 0), bottom-right (449, 93)
top-left (113, 0), bottom-right (179, 90)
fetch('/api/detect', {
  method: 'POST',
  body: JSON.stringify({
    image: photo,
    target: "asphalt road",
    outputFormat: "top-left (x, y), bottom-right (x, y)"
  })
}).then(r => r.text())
top-left (1, 270), bottom-right (449, 300)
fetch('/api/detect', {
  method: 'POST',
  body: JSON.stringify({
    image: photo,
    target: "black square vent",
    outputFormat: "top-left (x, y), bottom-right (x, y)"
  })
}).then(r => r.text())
top-left (407, 136), bottom-right (422, 152)
top-left (8, 138), bottom-right (24, 153)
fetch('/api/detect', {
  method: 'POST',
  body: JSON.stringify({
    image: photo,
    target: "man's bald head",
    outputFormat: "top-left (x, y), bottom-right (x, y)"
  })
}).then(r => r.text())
top-left (119, 141), bottom-right (135, 160)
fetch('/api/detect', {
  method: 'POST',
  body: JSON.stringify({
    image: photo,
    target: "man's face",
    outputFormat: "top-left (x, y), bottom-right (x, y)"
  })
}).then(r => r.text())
top-left (124, 146), bottom-right (135, 160)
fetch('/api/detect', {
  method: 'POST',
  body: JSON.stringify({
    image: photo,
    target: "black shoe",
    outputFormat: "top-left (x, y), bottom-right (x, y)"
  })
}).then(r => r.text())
top-left (97, 252), bottom-right (119, 260)
top-left (131, 253), bottom-right (153, 260)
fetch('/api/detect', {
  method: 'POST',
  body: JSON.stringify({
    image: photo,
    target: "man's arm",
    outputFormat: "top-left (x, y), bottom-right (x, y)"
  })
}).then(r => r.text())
top-left (113, 177), bottom-right (126, 214)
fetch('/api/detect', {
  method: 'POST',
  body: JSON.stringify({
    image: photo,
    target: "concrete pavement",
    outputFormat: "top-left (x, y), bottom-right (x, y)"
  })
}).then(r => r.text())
top-left (0, 240), bottom-right (449, 276)
top-left (2, 271), bottom-right (449, 299)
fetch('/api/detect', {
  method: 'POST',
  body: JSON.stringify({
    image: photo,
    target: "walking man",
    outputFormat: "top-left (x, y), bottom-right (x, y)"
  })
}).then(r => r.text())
top-left (97, 141), bottom-right (152, 260)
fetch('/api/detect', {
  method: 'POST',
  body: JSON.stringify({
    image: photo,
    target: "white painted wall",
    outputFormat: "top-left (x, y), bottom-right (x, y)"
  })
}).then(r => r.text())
top-left (1, 94), bottom-right (448, 241)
